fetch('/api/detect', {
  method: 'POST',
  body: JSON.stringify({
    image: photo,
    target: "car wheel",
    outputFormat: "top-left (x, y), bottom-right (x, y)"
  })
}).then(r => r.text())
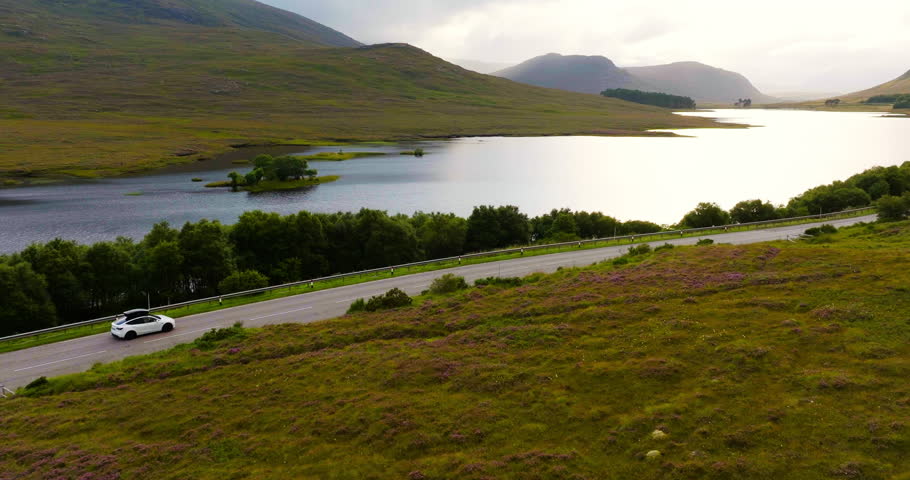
top-left (162, 323), bottom-right (173, 333)
top-left (124, 330), bottom-right (137, 340)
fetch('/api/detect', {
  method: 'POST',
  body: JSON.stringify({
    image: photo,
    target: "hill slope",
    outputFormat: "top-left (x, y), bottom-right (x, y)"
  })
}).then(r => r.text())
top-left (844, 69), bottom-right (910, 101)
top-left (4, 221), bottom-right (910, 479)
top-left (0, 3), bottom-right (718, 183)
top-left (627, 62), bottom-right (776, 104)
top-left (0, 0), bottom-right (361, 47)
top-left (494, 53), bottom-right (648, 94)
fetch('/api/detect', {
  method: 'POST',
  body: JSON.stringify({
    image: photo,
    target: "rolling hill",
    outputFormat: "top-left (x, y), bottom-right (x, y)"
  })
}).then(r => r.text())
top-left (843, 69), bottom-right (910, 101)
top-left (4, 221), bottom-right (910, 478)
top-left (0, 0), bottom-right (718, 184)
top-left (494, 54), bottom-right (775, 104)
top-left (493, 53), bottom-right (647, 95)
top-left (627, 62), bottom-right (776, 104)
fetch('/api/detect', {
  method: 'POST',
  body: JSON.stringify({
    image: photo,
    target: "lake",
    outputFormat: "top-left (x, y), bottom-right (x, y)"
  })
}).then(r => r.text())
top-left (0, 109), bottom-right (906, 253)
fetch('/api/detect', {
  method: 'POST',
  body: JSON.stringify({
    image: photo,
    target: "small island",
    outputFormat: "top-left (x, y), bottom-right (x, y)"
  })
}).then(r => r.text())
top-left (206, 154), bottom-right (339, 192)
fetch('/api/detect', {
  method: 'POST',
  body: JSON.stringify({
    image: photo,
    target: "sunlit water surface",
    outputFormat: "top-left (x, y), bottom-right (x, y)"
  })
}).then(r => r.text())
top-left (0, 109), bottom-right (906, 253)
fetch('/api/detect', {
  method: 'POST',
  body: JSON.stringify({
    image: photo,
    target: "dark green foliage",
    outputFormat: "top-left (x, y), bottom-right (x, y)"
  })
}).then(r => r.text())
top-left (696, 238), bottom-right (715, 246)
top-left (194, 322), bottom-right (247, 350)
top-left (428, 274), bottom-right (468, 295)
top-left (0, 261), bottom-right (57, 336)
top-left (601, 88), bottom-right (696, 109)
top-left (218, 270), bottom-right (268, 294)
top-left (788, 164), bottom-right (910, 214)
top-left (895, 95), bottom-right (910, 109)
top-left (18, 239), bottom-right (90, 322)
top-left (654, 243), bottom-right (674, 252)
top-left (346, 298), bottom-right (366, 314)
top-left (465, 205), bottom-right (530, 251)
top-left (364, 288), bottom-right (413, 312)
top-left (414, 148), bottom-right (424, 157)
top-left (411, 212), bottom-right (467, 259)
top-left (241, 155), bottom-right (316, 185)
top-left (876, 194), bottom-right (910, 221)
top-left (627, 244), bottom-right (652, 256)
top-left (730, 199), bottom-right (779, 223)
top-left (680, 202), bottom-right (731, 228)
top-left (805, 224), bottom-right (838, 236)
top-left (178, 220), bottom-right (234, 296)
top-left (864, 94), bottom-right (906, 104)
top-left (474, 276), bottom-right (524, 288)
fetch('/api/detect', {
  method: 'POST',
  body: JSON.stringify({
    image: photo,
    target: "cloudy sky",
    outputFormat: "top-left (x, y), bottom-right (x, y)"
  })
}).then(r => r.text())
top-left (262, 0), bottom-right (910, 94)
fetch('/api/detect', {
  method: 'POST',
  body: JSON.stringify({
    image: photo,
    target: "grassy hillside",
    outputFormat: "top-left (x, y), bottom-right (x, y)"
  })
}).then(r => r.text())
top-left (844, 69), bottom-right (910, 102)
top-left (0, 2), bottom-right (718, 184)
top-left (4, 221), bottom-right (910, 479)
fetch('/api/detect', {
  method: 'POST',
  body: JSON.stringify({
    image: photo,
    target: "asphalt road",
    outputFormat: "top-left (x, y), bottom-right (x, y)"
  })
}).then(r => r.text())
top-left (0, 215), bottom-right (876, 390)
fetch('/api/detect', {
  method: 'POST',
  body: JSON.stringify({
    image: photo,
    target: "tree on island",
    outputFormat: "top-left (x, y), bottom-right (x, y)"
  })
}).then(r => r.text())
top-left (734, 98), bottom-right (752, 108)
top-left (232, 154), bottom-right (318, 187)
top-left (824, 99), bottom-right (841, 107)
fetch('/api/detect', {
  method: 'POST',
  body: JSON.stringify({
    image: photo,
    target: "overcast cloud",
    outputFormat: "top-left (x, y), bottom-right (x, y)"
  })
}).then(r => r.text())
top-left (263, 0), bottom-right (910, 94)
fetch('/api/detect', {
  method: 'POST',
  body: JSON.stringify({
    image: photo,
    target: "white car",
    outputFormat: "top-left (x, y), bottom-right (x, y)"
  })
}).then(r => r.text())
top-left (111, 309), bottom-right (175, 340)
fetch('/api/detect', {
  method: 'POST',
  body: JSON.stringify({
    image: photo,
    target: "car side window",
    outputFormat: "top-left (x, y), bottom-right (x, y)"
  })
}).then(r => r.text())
top-left (127, 319), bottom-right (143, 325)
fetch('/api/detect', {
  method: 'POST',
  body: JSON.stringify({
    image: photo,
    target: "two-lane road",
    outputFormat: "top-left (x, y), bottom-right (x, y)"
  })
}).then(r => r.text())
top-left (0, 215), bottom-right (875, 390)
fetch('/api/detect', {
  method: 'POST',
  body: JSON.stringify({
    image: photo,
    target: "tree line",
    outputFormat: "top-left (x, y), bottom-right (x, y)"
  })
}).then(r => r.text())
top-left (600, 89), bottom-right (696, 109)
top-left (677, 162), bottom-right (910, 228)
top-left (0, 207), bottom-right (662, 336)
top-left (3, 162), bottom-right (909, 337)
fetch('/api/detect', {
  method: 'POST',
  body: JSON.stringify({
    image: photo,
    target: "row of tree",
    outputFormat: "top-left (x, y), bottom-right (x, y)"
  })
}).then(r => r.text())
top-left (677, 162), bottom-right (910, 228)
top-left (0, 206), bottom-right (663, 336)
top-left (600, 89), bottom-right (696, 109)
top-left (4, 162), bottom-right (909, 337)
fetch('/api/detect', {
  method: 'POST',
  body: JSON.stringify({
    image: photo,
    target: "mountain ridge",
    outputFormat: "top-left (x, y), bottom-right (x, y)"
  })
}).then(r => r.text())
top-left (494, 53), bottom-right (775, 104)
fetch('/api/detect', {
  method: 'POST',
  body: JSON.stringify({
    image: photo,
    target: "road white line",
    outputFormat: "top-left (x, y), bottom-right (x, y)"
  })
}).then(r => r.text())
top-left (144, 327), bottom-right (215, 344)
top-left (250, 306), bottom-right (313, 321)
top-left (14, 351), bottom-right (108, 372)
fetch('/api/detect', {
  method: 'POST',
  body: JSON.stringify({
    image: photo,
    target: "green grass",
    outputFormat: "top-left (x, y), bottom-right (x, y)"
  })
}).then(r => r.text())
top-left (301, 152), bottom-right (386, 161)
top-left (123, 191), bottom-right (143, 196)
top-left (4, 220), bottom-right (910, 479)
top-left (0, 208), bottom-right (873, 355)
top-left (0, 3), bottom-right (724, 184)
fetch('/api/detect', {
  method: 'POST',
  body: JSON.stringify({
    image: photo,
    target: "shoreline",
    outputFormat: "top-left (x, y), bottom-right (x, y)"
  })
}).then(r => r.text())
top-left (0, 123), bottom-right (743, 189)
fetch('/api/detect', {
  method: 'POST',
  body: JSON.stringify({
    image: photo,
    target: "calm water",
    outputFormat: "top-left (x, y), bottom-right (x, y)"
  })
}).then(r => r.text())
top-left (0, 109), bottom-right (906, 253)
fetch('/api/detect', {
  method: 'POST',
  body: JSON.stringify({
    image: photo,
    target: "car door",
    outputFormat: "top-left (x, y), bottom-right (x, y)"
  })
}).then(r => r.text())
top-left (137, 316), bottom-right (157, 335)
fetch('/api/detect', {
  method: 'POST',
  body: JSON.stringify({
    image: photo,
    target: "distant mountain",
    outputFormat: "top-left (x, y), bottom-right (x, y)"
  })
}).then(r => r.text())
top-left (493, 53), bottom-right (647, 95)
top-left (1, 0), bottom-right (361, 47)
top-left (494, 54), bottom-right (774, 104)
top-left (626, 62), bottom-right (776, 104)
top-left (844, 69), bottom-right (910, 101)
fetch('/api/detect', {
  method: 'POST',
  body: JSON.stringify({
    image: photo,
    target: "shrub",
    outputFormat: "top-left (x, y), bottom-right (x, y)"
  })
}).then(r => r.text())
top-left (428, 274), bottom-right (469, 294)
top-left (347, 298), bottom-right (366, 314)
top-left (194, 322), bottom-right (246, 350)
top-left (805, 224), bottom-right (838, 236)
top-left (25, 376), bottom-right (48, 390)
top-left (696, 238), bottom-right (715, 246)
top-left (365, 288), bottom-right (413, 312)
top-left (654, 243), bottom-right (674, 252)
top-left (612, 257), bottom-right (629, 266)
top-left (474, 276), bottom-right (523, 288)
top-left (218, 270), bottom-right (269, 294)
top-left (628, 244), bottom-right (652, 256)
top-left (414, 148), bottom-right (425, 157)
top-left (876, 194), bottom-right (910, 221)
